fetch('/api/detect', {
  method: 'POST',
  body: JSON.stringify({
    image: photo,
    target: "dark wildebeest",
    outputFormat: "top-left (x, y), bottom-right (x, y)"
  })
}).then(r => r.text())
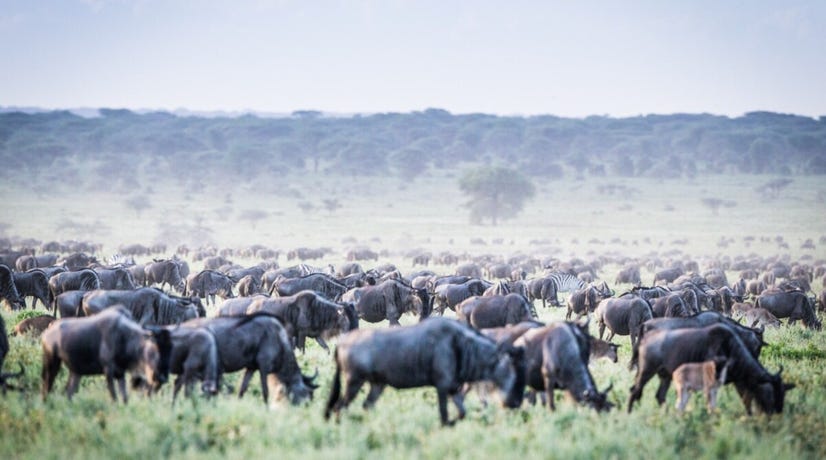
top-left (513, 320), bottom-right (613, 412)
top-left (817, 290), bottom-right (826, 313)
top-left (627, 324), bottom-right (790, 415)
top-left (566, 282), bottom-right (614, 321)
top-left (456, 294), bottom-right (536, 329)
top-left (163, 325), bottom-right (220, 401)
top-left (144, 260), bottom-right (186, 293)
top-left (11, 314), bottom-right (57, 337)
top-left (181, 313), bottom-right (318, 405)
top-left (56, 290), bottom-right (88, 318)
top-left (0, 264), bottom-right (26, 310)
top-left (615, 264), bottom-right (641, 285)
top-left (12, 269), bottom-right (50, 310)
top-left (95, 267), bottom-right (137, 290)
top-left (271, 273), bottom-right (348, 301)
top-left (590, 337), bottom-right (620, 363)
top-left (649, 293), bottom-right (691, 318)
top-left (216, 295), bottom-right (267, 317)
top-left (59, 252), bottom-right (97, 270)
top-left (755, 290), bottom-right (822, 330)
top-left (15, 254), bottom-right (59, 272)
top-left (324, 317), bottom-right (526, 425)
top-left (594, 297), bottom-right (653, 347)
top-left (186, 270), bottom-right (236, 307)
top-left (244, 290), bottom-right (359, 353)
top-left (349, 279), bottom-right (431, 326)
top-left (741, 308), bottom-right (782, 329)
top-left (236, 275), bottom-right (261, 297)
top-left (226, 266), bottom-right (265, 285)
top-left (540, 322), bottom-right (614, 411)
top-left (40, 306), bottom-right (173, 402)
top-left (82, 288), bottom-right (204, 326)
top-left (653, 267), bottom-right (684, 285)
top-left (127, 263), bottom-right (147, 287)
top-left (48, 269), bottom-right (100, 312)
top-left (526, 276), bottom-right (558, 309)
top-left (1, 314), bottom-right (25, 393)
top-left (433, 279), bottom-right (487, 315)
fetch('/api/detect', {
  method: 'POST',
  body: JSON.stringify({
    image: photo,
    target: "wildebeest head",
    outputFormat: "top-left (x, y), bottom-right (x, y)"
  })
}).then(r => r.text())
top-left (283, 368), bottom-right (319, 405)
top-left (582, 382), bottom-right (614, 412)
top-left (134, 327), bottom-right (174, 393)
top-left (491, 343), bottom-right (526, 409)
top-left (340, 302), bottom-right (359, 332)
top-left (416, 287), bottom-right (431, 321)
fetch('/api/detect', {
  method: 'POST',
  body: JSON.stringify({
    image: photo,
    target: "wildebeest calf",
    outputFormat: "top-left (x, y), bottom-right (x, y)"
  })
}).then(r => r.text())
top-left (672, 359), bottom-right (728, 413)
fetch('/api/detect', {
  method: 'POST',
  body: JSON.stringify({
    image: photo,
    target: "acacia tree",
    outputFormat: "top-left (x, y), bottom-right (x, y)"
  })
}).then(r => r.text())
top-left (458, 166), bottom-right (535, 225)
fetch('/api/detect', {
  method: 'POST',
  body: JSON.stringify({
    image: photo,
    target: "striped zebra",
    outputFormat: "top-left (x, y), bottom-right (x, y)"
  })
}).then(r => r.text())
top-left (528, 271), bottom-right (585, 308)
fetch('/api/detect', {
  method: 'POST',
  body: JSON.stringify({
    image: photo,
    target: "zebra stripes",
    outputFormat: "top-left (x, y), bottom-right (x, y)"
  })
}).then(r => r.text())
top-left (546, 272), bottom-right (586, 294)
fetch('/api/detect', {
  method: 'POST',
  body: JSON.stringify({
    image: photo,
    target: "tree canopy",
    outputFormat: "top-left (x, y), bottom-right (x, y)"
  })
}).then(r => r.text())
top-left (459, 166), bottom-right (536, 225)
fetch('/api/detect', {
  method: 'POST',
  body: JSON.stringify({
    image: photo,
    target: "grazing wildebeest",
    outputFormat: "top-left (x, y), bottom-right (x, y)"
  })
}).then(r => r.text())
top-left (653, 267), bottom-right (684, 285)
top-left (324, 317), bottom-right (526, 425)
top-left (649, 293), bottom-right (690, 318)
top-left (186, 270), bottom-right (236, 307)
top-left (672, 359), bottom-right (729, 414)
top-left (181, 313), bottom-right (318, 405)
top-left (144, 260), bottom-right (186, 292)
top-left (11, 314), bottom-right (57, 337)
top-left (589, 337), bottom-right (619, 363)
top-left (216, 295), bottom-right (266, 317)
top-left (164, 325), bottom-right (220, 401)
top-left (15, 254), bottom-right (59, 272)
top-left (433, 279), bottom-right (487, 315)
top-left (594, 297), bottom-right (653, 347)
top-left (56, 290), bottom-right (88, 318)
top-left (59, 252), bottom-right (97, 270)
top-left (540, 322), bottom-right (614, 411)
top-left (627, 323), bottom-right (789, 415)
top-left (271, 273), bottom-right (348, 301)
top-left (0, 264), bottom-right (26, 310)
top-left (755, 290), bottom-right (821, 330)
top-left (566, 282), bottom-right (613, 321)
top-left (95, 267), bottom-right (137, 290)
top-left (456, 293), bottom-right (535, 329)
top-left (48, 269), bottom-right (100, 312)
top-left (615, 264), bottom-right (641, 285)
top-left (350, 279), bottom-right (431, 326)
top-left (127, 263), bottom-right (147, 287)
top-left (236, 274), bottom-right (261, 297)
top-left (245, 290), bottom-right (358, 353)
top-left (82, 288), bottom-right (203, 326)
top-left (12, 269), bottom-right (50, 310)
top-left (40, 306), bottom-right (173, 402)
top-left (1, 314), bottom-right (25, 393)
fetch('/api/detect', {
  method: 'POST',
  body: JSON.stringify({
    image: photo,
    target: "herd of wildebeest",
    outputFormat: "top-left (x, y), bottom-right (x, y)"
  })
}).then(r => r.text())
top-left (1, 238), bottom-right (825, 425)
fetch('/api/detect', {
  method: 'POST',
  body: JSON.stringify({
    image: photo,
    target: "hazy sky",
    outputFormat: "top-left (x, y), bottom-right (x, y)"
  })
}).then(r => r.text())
top-left (2, 0), bottom-right (825, 117)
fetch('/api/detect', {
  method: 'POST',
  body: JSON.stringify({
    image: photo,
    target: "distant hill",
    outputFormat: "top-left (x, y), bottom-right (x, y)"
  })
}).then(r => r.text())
top-left (2, 108), bottom-right (824, 193)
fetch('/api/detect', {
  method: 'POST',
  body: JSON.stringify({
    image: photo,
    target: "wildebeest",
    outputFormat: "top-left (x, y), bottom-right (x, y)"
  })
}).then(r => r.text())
top-left (324, 317), bottom-right (526, 425)
top-left (186, 269), bottom-right (236, 306)
top-left (589, 337), bottom-right (620, 363)
top-left (236, 274), bottom-right (261, 297)
top-left (615, 264), bottom-right (641, 285)
top-left (457, 293), bottom-right (535, 329)
top-left (627, 323), bottom-right (789, 415)
top-left (181, 313), bottom-right (318, 405)
top-left (82, 288), bottom-right (204, 325)
top-left (349, 279), bottom-right (431, 326)
top-left (672, 359), bottom-right (729, 413)
top-left (15, 253), bottom-right (58, 272)
top-left (59, 252), bottom-right (97, 270)
top-left (11, 314), bottom-right (57, 337)
top-left (1, 314), bottom-right (25, 392)
top-left (653, 267), bottom-right (684, 285)
top-left (649, 293), bottom-right (690, 318)
top-left (40, 306), bottom-right (173, 402)
top-left (433, 279), bottom-right (487, 315)
top-left (12, 269), bottom-right (50, 310)
top-left (540, 322), bottom-right (614, 411)
top-left (95, 267), bottom-right (137, 290)
top-left (566, 282), bottom-right (613, 321)
top-left (741, 308), bottom-right (782, 329)
top-left (245, 290), bottom-right (359, 353)
top-left (594, 297), bottom-right (653, 347)
top-left (56, 290), bottom-right (88, 318)
top-left (0, 264), bottom-right (26, 310)
top-left (755, 290), bottom-right (822, 330)
top-left (270, 273), bottom-right (348, 301)
top-left (144, 259), bottom-right (186, 292)
top-left (164, 325), bottom-right (220, 401)
top-left (48, 269), bottom-right (100, 312)
top-left (216, 295), bottom-right (266, 317)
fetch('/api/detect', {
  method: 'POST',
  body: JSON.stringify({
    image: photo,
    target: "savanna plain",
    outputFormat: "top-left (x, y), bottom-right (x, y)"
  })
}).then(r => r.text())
top-left (1, 172), bottom-right (826, 459)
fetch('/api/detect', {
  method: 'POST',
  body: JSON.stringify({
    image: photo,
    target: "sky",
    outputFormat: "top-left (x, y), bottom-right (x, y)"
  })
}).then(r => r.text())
top-left (1, 0), bottom-right (825, 118)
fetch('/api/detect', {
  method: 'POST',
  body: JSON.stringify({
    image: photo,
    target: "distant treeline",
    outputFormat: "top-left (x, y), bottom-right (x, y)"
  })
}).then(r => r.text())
top-left (2, 108), bottom-right (825, 188)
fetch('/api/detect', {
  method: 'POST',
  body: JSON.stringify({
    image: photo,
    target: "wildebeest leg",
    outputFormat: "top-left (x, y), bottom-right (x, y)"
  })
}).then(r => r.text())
top-left (362, 383), bottom-right (386, 410)
top-left (675, 387), bottom-right (689, 413)
top-left (338, 374), bottom-right (365, 415)
top-left (437, 389), bottom-right (452, 426)
top-left (735, 382), bottom-right (754, 416)
top-left (172, 376), bottom-right (184, 402)
top-left (542, 373), bottom-right (556, 411)
top-left (314, 337), bottom-right (330, 353)
top-left (41, 355), bottom-right (61, 399)
top-left (654, 376), bottom-right (671, 406)
top-left (117, 376), bottom-right (129, 404)
top-left (628, 365), bottom-right (658, 413)
top-left (451, 392), bottom-right (467, 420)
top-left (598, 321), bottom-right (606, 340)
top-left (65, 372), bottom-right (82, 400)
top-left (103, 371), bottom-right (119, 402)
top-left (707, 387), bottom-right (717, 413)
top-left (238, 368), bottom-right (255, 399)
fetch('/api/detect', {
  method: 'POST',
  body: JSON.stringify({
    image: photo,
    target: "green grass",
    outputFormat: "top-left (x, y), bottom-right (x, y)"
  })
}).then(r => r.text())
top-left (1, 173), bottom-right (826, 459)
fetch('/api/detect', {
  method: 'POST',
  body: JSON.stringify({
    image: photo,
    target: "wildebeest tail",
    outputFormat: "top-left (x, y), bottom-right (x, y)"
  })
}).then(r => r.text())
top-left (324, 347), bottom-right (342, 420)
